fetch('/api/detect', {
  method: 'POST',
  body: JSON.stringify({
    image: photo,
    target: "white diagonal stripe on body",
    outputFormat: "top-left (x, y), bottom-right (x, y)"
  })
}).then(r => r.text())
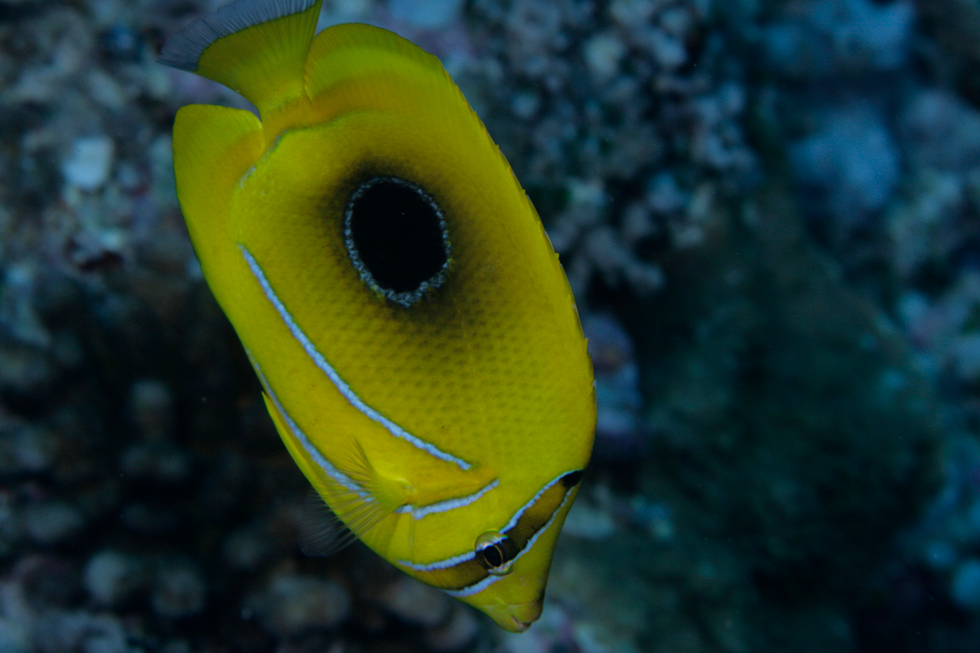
top-left (239, 244), bottom-right (471, 470)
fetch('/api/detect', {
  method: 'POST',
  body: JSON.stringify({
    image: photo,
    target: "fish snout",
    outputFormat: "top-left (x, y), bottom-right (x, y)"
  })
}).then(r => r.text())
top-left (496, 598), bottom-right (543, 633)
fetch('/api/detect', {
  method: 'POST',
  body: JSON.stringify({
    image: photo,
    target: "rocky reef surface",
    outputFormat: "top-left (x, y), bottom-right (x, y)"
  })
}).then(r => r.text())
top-left (0, 0), bottom-right (978, 651)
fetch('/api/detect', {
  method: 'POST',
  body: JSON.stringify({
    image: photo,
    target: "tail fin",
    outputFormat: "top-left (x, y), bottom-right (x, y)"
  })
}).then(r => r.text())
top-left (159, 0), bottom-right (322, 116)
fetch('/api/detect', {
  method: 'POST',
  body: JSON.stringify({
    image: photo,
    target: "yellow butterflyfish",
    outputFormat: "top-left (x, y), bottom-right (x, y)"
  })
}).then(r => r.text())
top-left (160, 0), bottom-right (595, 632)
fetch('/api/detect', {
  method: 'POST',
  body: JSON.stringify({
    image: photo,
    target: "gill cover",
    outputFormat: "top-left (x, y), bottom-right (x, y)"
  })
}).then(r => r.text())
top-left (162, 0), bottom-right (596, 632)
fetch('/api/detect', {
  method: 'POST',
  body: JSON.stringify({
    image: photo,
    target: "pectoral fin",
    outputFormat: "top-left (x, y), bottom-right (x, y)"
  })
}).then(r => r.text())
top-left (261, 392), bottom-right (414, 555)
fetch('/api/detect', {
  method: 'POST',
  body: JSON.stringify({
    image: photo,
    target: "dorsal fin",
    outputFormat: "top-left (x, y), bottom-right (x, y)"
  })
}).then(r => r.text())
top-left (159, 0), bottom-right (322, 115)
top-left (303, 22), bottom-right (449, 103)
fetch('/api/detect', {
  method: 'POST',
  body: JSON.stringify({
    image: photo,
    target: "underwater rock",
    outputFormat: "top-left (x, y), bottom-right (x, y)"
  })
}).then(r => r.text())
top-left (791, 104), bottom-right (901, 229)
top-left (562, 498), bottom-right (617, 541)
top-left (13, 554), bottom-right (81, 608)
top-left (899, 88), bottom-right (980, 171)
top-left (249, 573), bottom-right (350, 637)
top-left (119, 441), bottom-right (190, 483)
top-left (120, 503), bottom-right (179, 534)
top-left (377, 576), bottom-right (451, 628)
top-left (0, 343), bottom-right (56, 400)
top-left (0, 622), bottom-right (29, 653)
top-left (128, 379), bottom-right (175, 442)
top-left (86, 69), bottom-right (129, 112)
top-left (638, 188), bottom-right (938, 586)
top-left (84, 550), bottom-right (148, 607)
top-left (423, 604), bottom-right (479, 652)
top-left (585, 312), bottom-right (644, 459)
top-left (893, 273), bottom-right (980, 384)
top-left (763, 0), bottom-right (914, 78)
top-left (222, 525), bottom-right (273, 571)
top-left (951, 558), bottom-right (980, 611)
top-left (1, 262), bottom-right (52, 349)
top-left (628, 496), bottom-right (675, 542)
top-left (98, 25), bottom-right (142, 62)
top-left (0, 498), bottom-right (24, 558)
top-left (498, 603), bottom-right (577, 653)
top-left (0, 581), bottom-right (32, 653)
top-left (617, 187), bottom-right (939, 645)
top-left (886, 169), bottom-right (965, 280)
top-left (910, 435), bottom-right (980, 618)
top-left (22, 501), bottom-right (85, 545)
top-left (388, 0), bottom-right (463, 29)
top-left (916, 0), bottom-right (980, 106)
top-left (197, 450), bottom-right (250, 518)
top-left (34, 610), bottom-right (130, 653)
top-left (468, 0), bottom-right (755, 299)
top-left (922, 539), bottom-right (958, 572)
top-left (583, 32), bottom-right (626, 82)
top-left (0, 421), bottom-right (56, 475)
top-left (150, 560), bottom-right (206, 619)
top-left (950, 333), bottom-right (980, 381)
top-left (516, 538), bottom-right (657, 653)
top-left (0, 7), bottom-right (93, 106)
top-left (61, 136), bottom-right (114, 192)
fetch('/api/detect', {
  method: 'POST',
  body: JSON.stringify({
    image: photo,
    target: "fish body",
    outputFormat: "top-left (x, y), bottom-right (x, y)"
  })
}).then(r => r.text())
top-left (161, 0), bottom-right (595, 632)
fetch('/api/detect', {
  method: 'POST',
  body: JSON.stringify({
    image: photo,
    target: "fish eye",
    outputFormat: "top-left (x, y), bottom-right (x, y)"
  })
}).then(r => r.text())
top-left (344, 176), bottom-right (450, 307)
top-left (475, 531), bottom-right (518, 576)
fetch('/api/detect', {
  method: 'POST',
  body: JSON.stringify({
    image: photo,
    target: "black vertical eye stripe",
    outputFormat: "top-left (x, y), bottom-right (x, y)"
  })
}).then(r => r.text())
top-left (405, 469), bottom-right (584, 593)
top-left (501, 470), bottom-right (581, 551)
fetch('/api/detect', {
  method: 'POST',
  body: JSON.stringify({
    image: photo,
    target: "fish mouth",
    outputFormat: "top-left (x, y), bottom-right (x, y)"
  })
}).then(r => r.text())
top-left (509, 616), bottom-right (533, 633)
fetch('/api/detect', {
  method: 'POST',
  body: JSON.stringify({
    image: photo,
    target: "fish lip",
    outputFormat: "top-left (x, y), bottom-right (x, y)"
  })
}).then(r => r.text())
top-left (509, 615), bottom-right (533, 633)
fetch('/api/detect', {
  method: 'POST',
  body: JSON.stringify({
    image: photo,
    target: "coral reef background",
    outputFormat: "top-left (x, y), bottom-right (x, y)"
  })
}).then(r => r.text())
top-left (0, 0), bottom-right (978, 651)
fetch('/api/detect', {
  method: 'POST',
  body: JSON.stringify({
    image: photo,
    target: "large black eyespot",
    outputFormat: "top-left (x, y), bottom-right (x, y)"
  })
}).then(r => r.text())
top-left (475, 531), bottom-right (518, 576)
top-left (344, 176), bottom-right (450, 307)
